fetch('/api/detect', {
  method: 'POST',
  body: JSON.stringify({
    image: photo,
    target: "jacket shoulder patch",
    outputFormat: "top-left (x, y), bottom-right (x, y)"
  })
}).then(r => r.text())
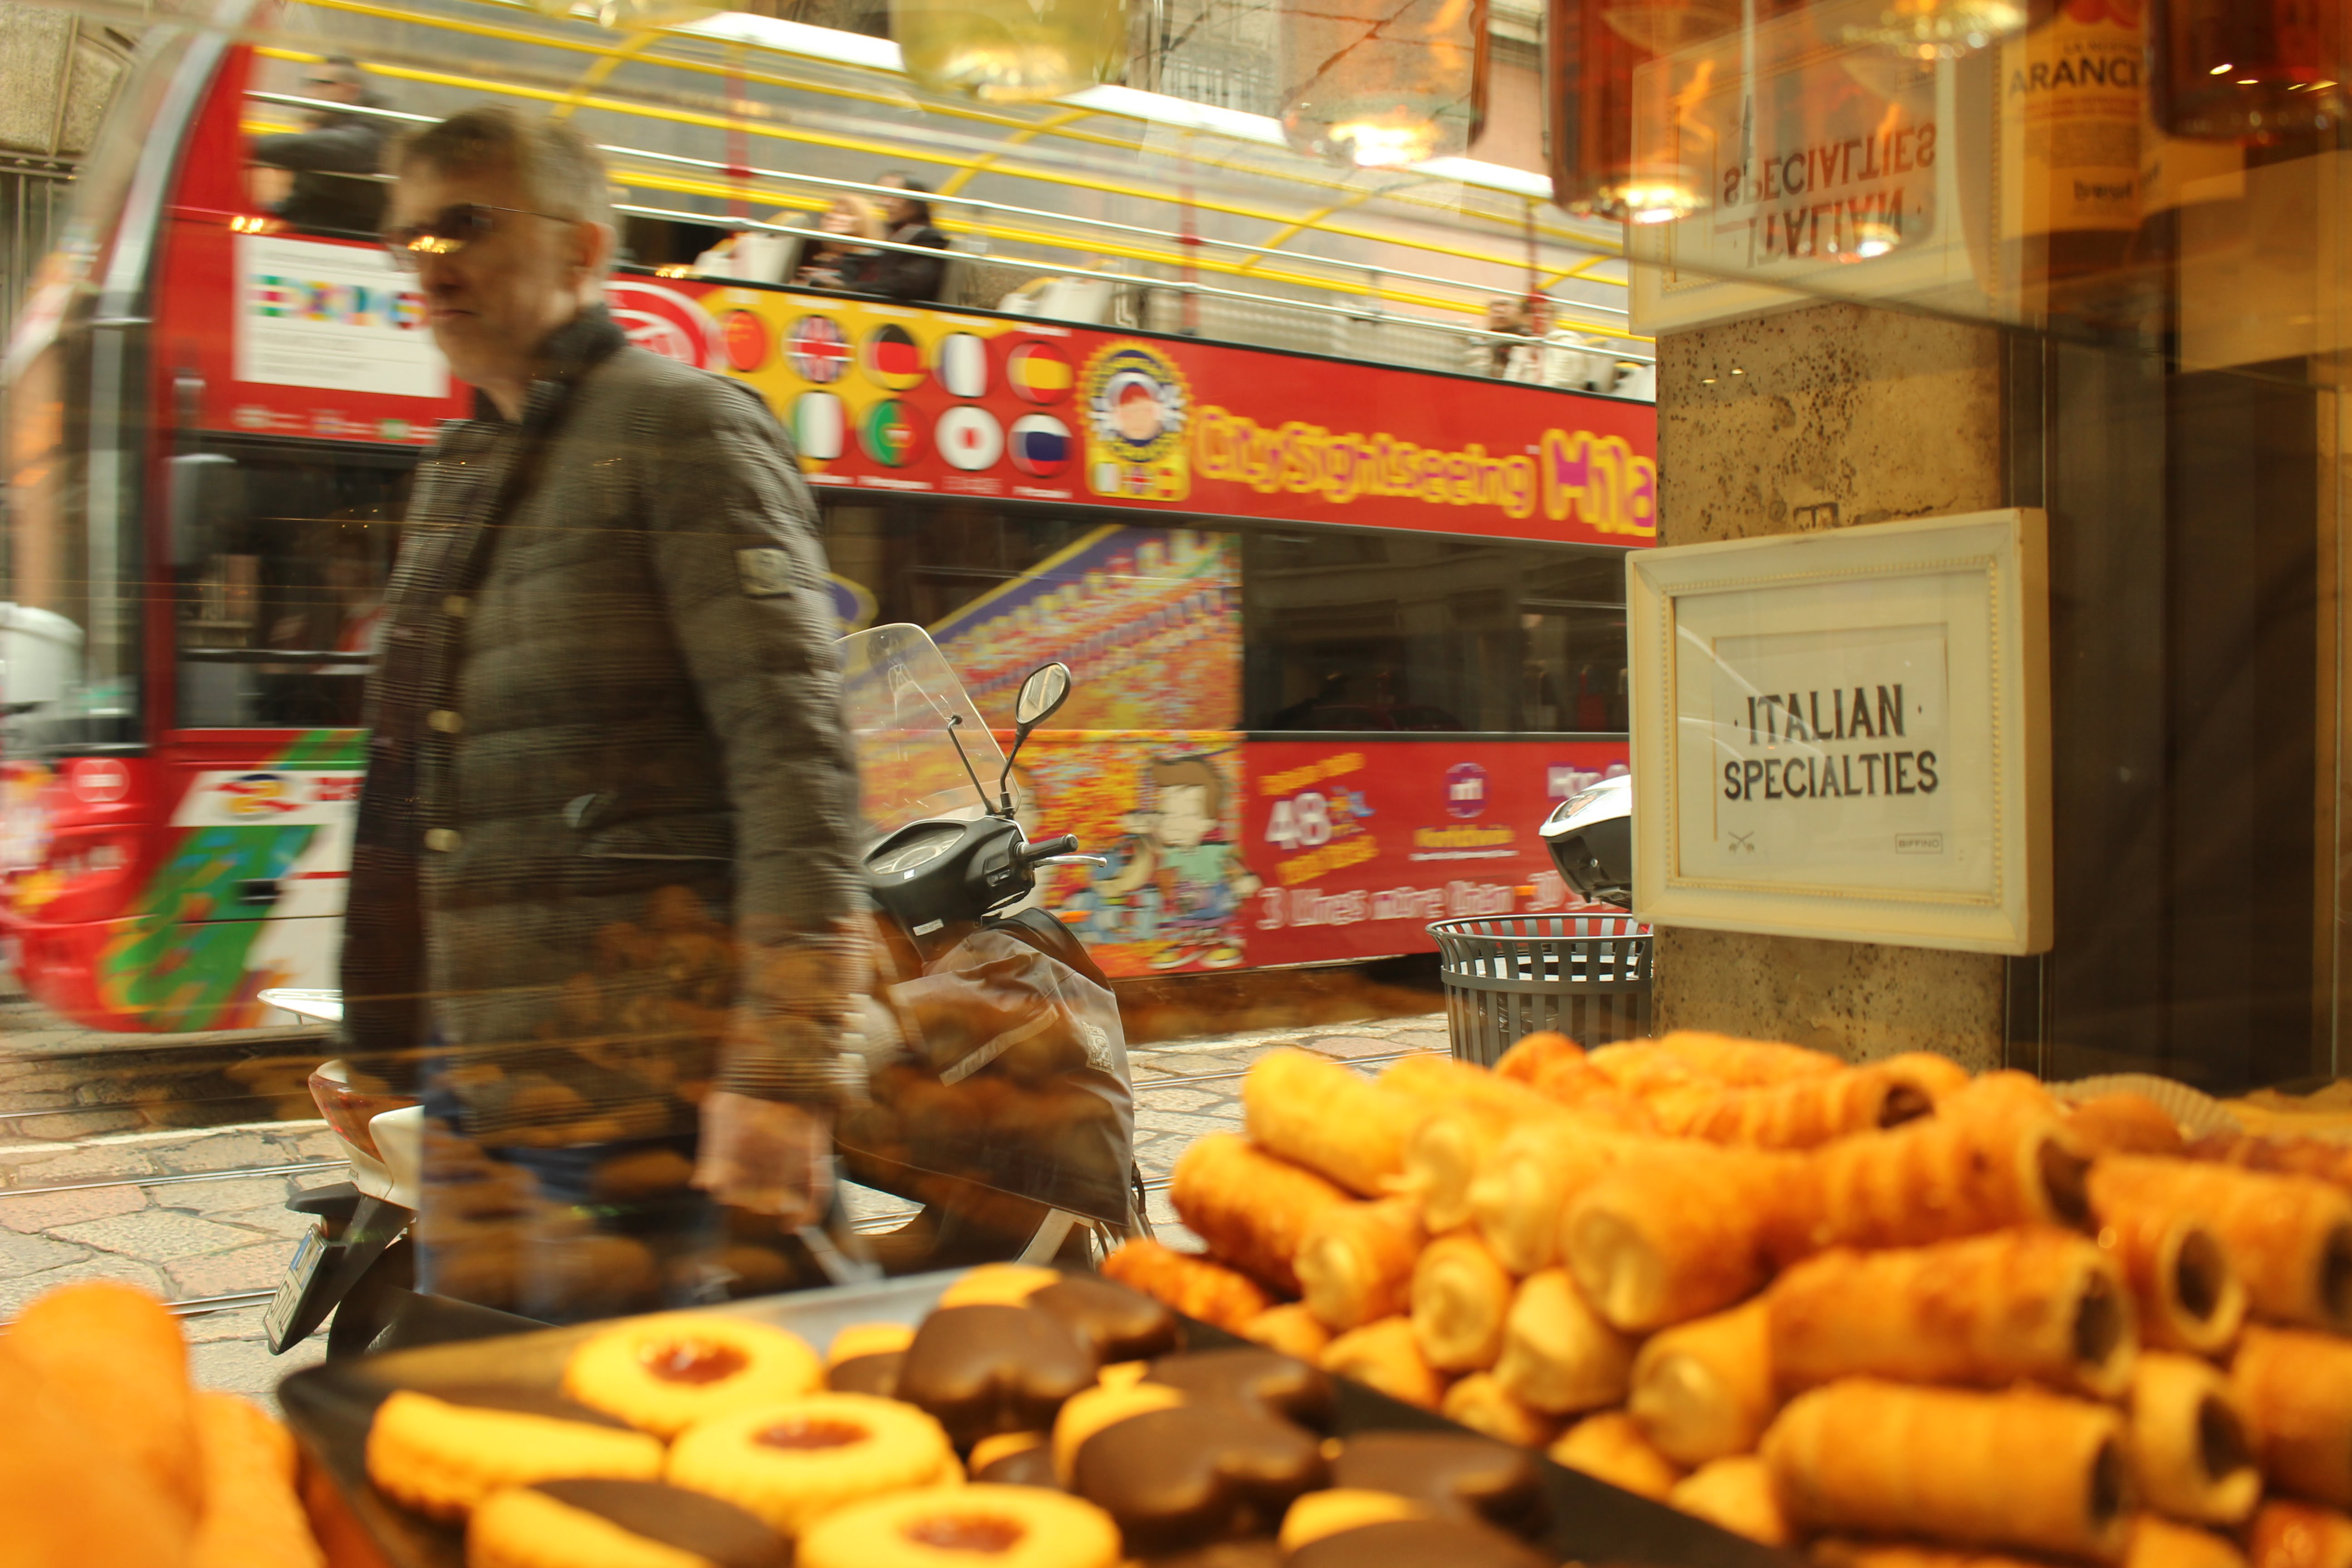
top-left (735, 546), bottom-right (799, 597)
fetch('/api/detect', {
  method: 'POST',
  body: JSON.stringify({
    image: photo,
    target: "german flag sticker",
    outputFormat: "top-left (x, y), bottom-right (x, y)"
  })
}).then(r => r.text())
top-left (859, 398), bottom-right (923, 466)
top-left (860, 323), bottom-right (926, 390)
top-left (1006, 341), bottom-right (1072, 404)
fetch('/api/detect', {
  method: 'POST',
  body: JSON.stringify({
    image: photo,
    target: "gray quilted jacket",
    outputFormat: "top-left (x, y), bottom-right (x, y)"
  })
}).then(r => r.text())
top-left (341, 307), bottom-right (864, 1142)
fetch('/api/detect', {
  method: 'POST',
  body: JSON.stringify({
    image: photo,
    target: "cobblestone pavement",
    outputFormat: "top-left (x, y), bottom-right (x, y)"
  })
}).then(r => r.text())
top-left (0, 1008), bottom-right (1447, 1411)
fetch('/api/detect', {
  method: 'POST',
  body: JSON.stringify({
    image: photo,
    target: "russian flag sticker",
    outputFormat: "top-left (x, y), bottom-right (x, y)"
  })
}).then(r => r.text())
top-left (860, 323), bottom-right (926, 390)
top-left (936, 406), bottom-right (1004, 471)
top-left (1006, 342), bottom-right (1073, 405)
top-left (937, 333), bottom-right (989, 398)
top-left (790, 392), bottom-right (843, 461)
top-left (860, 398), bottom-right (923, 466)
top-left (1008, 413), bottom-right (1072, 476)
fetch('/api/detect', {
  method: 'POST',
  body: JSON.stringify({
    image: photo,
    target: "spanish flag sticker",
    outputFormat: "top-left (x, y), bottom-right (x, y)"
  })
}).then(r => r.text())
top-left (860, 398), bottom-right (922, 466)
top-left (1006, 341), bottom-right (1073, 404)
top-left (860, 323), bottom-right (926, 390)
top-left (791, 392), bottom-right (843, 461)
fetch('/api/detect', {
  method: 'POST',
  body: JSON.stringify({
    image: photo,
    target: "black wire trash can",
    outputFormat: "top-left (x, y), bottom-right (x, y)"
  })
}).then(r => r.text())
top-left (1428, 913), bottom-right (1654, 1067)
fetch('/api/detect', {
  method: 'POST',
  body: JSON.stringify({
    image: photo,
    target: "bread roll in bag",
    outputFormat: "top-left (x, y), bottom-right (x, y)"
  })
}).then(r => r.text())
top-left (1168, 1133), bottom-right (1348, 1296)
top-left (1244, 1048), bottom-right (1425, 1197)
top-left (1764, 1377), bottom-right (2134, 1561)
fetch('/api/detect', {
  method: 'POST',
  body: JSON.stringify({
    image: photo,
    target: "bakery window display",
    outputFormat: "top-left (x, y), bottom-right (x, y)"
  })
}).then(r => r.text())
top-left (1098, 1029), bottom-right (2352, 1568)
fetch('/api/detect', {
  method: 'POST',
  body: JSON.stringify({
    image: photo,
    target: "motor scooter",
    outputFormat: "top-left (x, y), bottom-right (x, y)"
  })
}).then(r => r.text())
top-left (262, 625), bottom-right (1137, 1357)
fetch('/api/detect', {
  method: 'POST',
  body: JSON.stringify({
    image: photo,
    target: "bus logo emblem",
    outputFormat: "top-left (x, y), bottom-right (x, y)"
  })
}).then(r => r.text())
top-left (221, 773), bottom-right (299, 817)
top-left (1446, 762), bottom-right (1488, 820)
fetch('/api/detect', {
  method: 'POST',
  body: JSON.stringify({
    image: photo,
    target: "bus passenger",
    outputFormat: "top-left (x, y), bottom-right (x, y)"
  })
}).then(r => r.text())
top-left (353, 106), bottom-right (864, 1321)
top-left (846, 172), bottom-right (950, 304)
top-left (250, 56), bottom-right (392, 237)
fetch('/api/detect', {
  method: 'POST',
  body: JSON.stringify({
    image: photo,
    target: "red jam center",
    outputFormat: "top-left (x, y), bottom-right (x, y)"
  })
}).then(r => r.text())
top-left (755, 1416), bottom-right (869, 1450)
top-left (640, 1338), bottom-right (749, 1386)
top-left (902, 1514), bottom-right (1027, 1553)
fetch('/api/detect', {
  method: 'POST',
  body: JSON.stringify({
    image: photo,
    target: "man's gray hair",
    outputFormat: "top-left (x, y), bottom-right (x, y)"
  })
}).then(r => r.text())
top-left (394, 105), bottom-right (616, 246)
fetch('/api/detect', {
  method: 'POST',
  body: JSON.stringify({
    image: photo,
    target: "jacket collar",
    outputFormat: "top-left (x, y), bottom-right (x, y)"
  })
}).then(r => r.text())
top-left (466, 304), bottom-right (629, 428)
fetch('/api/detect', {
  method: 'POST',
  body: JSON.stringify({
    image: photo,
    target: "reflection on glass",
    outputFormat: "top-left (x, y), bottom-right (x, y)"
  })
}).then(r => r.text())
top-left (1994, 0), bottom-right (2145, 314)
top-left (595, 0), bottom-right (725, 28)
top-left (1546, 0), bottom-right (1726, 222)
top-left (1838, 0), bottom-right (2027, 58)
top-left (1279, 0), bottom-right (1489, 166)
top-left (2153, 0), bottom-right (2348, 142)
top-left (891, 0), bottom-right (1128, 103)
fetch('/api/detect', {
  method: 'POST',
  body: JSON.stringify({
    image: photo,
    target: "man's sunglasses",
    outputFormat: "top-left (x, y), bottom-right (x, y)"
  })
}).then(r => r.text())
top-left (382, 202), bottom-right (575, 267)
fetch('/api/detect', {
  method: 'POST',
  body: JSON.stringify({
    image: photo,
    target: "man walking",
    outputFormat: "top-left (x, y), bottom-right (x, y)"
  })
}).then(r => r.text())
top-left (344, 106), bottom-right (864, 1320)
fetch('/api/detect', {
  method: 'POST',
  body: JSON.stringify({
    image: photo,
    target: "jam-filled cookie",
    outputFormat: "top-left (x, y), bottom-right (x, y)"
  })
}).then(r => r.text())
top-left (467, 1478), bottom-right (787, 1568)
top-left (563, 1313), bottom-right (823, 1438)
top-left (666, 1392), bottom-right (960, 1534)
top-left (366, 1388), bottom-right (664, 1521)
top-left (795, 1483), bottom-right (1123, 1568)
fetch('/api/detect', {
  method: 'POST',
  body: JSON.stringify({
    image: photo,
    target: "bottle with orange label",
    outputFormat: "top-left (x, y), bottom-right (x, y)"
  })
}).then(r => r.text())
top-left (1994, 0), bottom-right (2145, 316)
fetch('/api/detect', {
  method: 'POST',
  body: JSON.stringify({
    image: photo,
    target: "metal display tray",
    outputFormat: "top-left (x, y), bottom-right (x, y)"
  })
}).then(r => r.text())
top-left (278, 1270), bottom-right (1797, 1568)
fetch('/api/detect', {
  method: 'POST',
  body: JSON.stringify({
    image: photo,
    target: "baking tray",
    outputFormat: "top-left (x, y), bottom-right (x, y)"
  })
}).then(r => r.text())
top-left (279, 1271), bottom-right (1798, 1568)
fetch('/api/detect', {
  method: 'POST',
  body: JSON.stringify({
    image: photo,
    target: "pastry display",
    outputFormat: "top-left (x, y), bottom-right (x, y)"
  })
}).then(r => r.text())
top-left (893, 1303), bottom-right (1099, 1450)
top-left (1563, 1144), bottom-right (1796, 1331)
top-left (188, 1390), bottom-right (319, 1568)
top-left (367, 1388), bottom-right (666, 1519)
top-left (1318, 1315), bottom-right (1449, 1410)
top-left (1466, 1121), bottom-right (1638, 1276)
top-left (1411, 1230), bottom-right (1516, 1372)
top-left (2128, 1352), bottom-right (2260, 1524)
top-left (1627, 1298), bottom-right (1777, 1467)
top-left (2233, 1327), bottom-right (2352, 1508)
top-left (828, 1323), bottom-right (916, 1399)
top-left (2247, 1499), bottom-right (2352, 1568)
top-left (1099, 1240), bottom-right (1275, 1333)
top-left (1326, 1429), bottom-right (1549, 1537)
top-left (1141, 1347), bottom-right (1337, 1430)
top-left (1668, 1455), bottom-right (1791, 1547)
top-left (1492, 1267), bottom-right (1635, 1415)
top-left (1443, 1370), bottom-right (1566, 1448)
top-left (663, 1392), bottom-right (960, 1534)
top-left (1767, 1229), bottom-right (2137, 1398)
top-left (1547, 1410), bottom-right (1685, 1500)
top-left (2127, 1514), bottom-right (2251, 1568)
top-left (1240, 1047), bottom-right (1427, 1197)
top-left (2089, 1184), bottom-right (2247, 1356)
top-left (1169, 1134), bottom-right (1350, 1295)
top-left (7, 1278), bottom-right (204, 1527)
top-left (466, 1478), bottom-right (788, 1568)
top-left (2092, 1159), bottom-right (2352, 1334)
top-left (1063, 1396), bottom-right (1328, 1554)
top-left (1285, 1514), bottom-right (1554, 1568)
top-left (2190, 1135), bottom-right (2352, 1191)
top-left (1296, 1195), bottom-right (1425, 1331)
top-left (1240, 1302), bottom-right (1335, 1361)
top-left (1276, 1488), bottom-right (1431, 1549)
top-left (1763, 1378), bottom-right (2132, 1560)
top-left (2070, 1095), bottom-right (2192, 1157)
top-left (1652, 1058), bottom-right (1943, 1148)
top-left (794, 1483), bottom-right (1124, 1568)
top-left (562, 1313), bottom-right (823, 1437)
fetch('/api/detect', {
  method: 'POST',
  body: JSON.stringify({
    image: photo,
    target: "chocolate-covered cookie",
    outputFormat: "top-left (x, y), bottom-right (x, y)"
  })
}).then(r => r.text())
top-left (1032, 1275), bottom-right (1182, 1364)
top-left (825, 1351), bottom-right (902, 1399)
top-left (1143, 1348), bottom-right (1336, 1432)
top-left (974, 1441), bottom-right (1063, 1490)
top-left (1069, 1401), bottom-right (1328, 1555)
top-left (470, 1479), bottom-right (789, 1568)
top-left (1142, 1542), bottom-right (1287, 1568)
top-left (1329, 1430), bottom-right (1549, 1538)
top-left (1286, 1517), bottom-right (1553, 1568)
top-left (897, 1304), bottom-right (1097, 1449)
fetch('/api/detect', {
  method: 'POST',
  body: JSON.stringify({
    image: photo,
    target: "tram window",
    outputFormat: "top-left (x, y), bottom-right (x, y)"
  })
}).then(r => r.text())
top-left (175, 441), bottom-right (411, 730)
top-left (1242, 530), bottom-right (1628, 735)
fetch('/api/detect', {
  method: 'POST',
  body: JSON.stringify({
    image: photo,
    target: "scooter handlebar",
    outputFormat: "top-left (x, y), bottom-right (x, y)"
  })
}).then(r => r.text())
top-left (1018, 833), bottom-right (1079, 862)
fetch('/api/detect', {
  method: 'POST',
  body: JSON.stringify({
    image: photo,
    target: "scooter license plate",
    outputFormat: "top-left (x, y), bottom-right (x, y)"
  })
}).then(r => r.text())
top-left (263, 1221), bottom-right (329, 1351)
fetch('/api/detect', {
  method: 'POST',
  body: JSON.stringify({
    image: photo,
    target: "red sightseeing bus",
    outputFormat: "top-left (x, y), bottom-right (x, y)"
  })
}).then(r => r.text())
top-left (1, 5), bottom-right (1655, 1031)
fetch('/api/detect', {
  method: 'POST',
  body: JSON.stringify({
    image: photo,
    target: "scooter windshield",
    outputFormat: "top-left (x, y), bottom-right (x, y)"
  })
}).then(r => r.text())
top-left (838, 622), bottom-right (1007, 839)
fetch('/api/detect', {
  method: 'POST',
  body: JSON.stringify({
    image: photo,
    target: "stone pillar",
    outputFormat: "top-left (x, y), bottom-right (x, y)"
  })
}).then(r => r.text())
top-left (1650, 301), bottom-right (2009, 1071)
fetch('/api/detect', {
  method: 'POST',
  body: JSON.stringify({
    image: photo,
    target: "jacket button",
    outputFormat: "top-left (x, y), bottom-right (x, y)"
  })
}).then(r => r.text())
top-left (443, 595), bottom-right (469, 617)
top-left (424, 828), bottom-right (460, 852)
top-left (428, 710), bottom-right (463, 734)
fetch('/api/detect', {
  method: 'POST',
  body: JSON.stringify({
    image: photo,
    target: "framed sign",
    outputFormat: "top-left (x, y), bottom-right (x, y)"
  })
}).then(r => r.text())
top-left (1627, 510), bottom-right (2050, 954)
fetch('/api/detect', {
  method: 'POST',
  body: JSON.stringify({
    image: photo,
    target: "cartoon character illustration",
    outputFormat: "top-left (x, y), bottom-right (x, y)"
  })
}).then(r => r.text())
top-left (1080, 753), bottom-right (1259, 969)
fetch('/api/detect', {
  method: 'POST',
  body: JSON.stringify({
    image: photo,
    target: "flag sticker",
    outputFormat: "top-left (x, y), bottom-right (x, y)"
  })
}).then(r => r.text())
top-left (859, 398), bottom-right (922, 466)
top-left (1008, 413), bottom-right (1072, 476)
top-left (936, 406), bottom-right (1004, 471)
top-left (860, 323), bottom-right (926, 391)
top-left (736, 547), bottom-right (798, 597)
top-left (791, 392), bottom-right (844, 461)
top-left (786, 315), bottom-right (849, 383)
top-left (937, 332), bottom-right (989, 398)
top-left (1006, 342), bottom-right (1073, 404)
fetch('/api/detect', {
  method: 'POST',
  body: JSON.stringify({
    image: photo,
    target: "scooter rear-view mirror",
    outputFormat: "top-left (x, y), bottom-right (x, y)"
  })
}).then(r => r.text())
top-left (1000, 661), bottom-right (1073, 812)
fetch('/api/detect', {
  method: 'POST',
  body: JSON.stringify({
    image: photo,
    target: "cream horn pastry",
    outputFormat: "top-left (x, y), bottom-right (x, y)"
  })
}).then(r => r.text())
top-left (1494, 1031), bottom-right (1588, 1086)
top-left (1764, 1378), bottom-right (2134, 1561)
top-left (1768, 1228), bottom-right (2136, 1399)
top-left (1441, 1372), bottom-right (1564, 1449)
top-left (2091, 1174), bottom-right (2247, 1357)
top-left (1628, 1298), bottom-right (1777, 1467)
top-left (2248, 1500), bottom-right (2352, 1568)
top-left (1406, 1101), bottom-right (1530, 1236)
top-left (2091, 1157), bottom-right (2352, 1334)
top-left (1669, 1456), bottom-right (1792, 1547)
top-left (1243, 1048), bottom-right (1427, 1198)
top-left (1297, 1196), bottom-right (1426, 1333)
top-left (1467, 1120), bottom-right (1645, 1276)
top-left (1548, 1411), bottom-right (1685, 1501)
top-left (2188, 1134), bottom-right (2352, 1192)
top-left (1813, 1541), bottom-right (2061, 1568)
top-left (1242, 1303), bottom-right (1335, 1362)
top-left (1411, 1230), bottom-right (1515, 1373)
top-left (1658, 1060), bottom-right (1955, 1148)
top-left (1380, 1052), bottom-right (1564, 1123)
top-left (1321, 1316), bottom-right (1449, 1411)
top-left (2069, 1095), bottom-right (2190, 1157)
top-left (1101, 1238), bottom-right (1277, 1334)
top-left (1562, 1143), bottom-right (1799, 1332)
top-left (1591, 1031), bottom-right (1843, 1089)
top-left (1776, 1071), bottom-right (2092, 1261)
top-left (2234, 1325), bottom-right (2352, 1509)
top-left (2127, 1515), bottom-right (2250, 1568)
top-left (1491, 1268), bottom-right (1634, 1416)
top-left (2128, 1352), bottom-right (2259, 1526)
top-left (1168, 1133), bottom-right (1349, 1297)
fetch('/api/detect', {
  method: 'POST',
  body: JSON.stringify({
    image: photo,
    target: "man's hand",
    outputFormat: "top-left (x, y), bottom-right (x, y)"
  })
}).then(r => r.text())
top-left (693, 1091), bottom-right (833, 1223)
